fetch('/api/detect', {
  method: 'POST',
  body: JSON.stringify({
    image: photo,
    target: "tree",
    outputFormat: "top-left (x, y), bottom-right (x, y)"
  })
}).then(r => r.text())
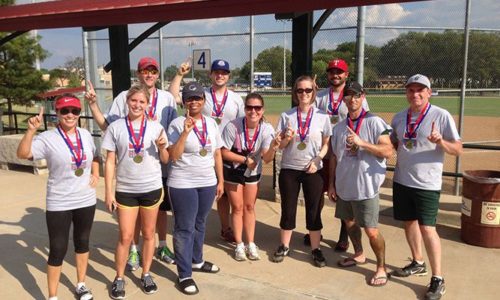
top-left (238, 46), bottom-right (292, 88)
top-left (49, 68), bottom-right (70, 87)
top-left (0, 31), bottom-right (51, 128)
top-left (163, 64), bottom-right (178, 81)
top-left (62, 56), bottom-right (85, 87)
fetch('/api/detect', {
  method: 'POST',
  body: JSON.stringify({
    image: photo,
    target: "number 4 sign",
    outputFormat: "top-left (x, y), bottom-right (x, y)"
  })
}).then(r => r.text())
top-left (193, 49), bottom-right (211, 71)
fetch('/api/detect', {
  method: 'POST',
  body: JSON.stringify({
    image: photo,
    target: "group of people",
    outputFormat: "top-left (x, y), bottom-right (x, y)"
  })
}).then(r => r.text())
top-left (17, 56), bottom-right (461, 300)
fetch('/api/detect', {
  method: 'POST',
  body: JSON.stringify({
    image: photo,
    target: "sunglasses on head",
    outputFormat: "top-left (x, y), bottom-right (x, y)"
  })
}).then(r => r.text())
top-left (245, 105), bottom-right (263, 112)
top-left (139, 69), bottom-right (159, 75)
top-left (296, 88), bottom-right (313, 94)
top-left (59, 107), bottom-right (81, 116)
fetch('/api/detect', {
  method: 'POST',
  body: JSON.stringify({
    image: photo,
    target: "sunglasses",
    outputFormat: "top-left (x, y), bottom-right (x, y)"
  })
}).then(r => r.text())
top-left (245, 105), bottom-right (263, 112)
top-left (296, 88), bottom-right (313, 94)
top-left (184, 97), bottom-right (204, 103)
top-left (344, 94), bottom-right (362, 100)
top-left (59, 108), bottom-right (81, 116)
top-left (139, 69), bottom-right (159, 75)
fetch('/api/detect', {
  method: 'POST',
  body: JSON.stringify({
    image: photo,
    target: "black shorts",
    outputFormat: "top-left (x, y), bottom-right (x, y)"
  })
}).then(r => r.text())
top-left (115, 188), bottom-right (162, 208)
top-left (160, 177), bottom-right (172, 211)
top-left (223, 166), bottom-right (261, 185)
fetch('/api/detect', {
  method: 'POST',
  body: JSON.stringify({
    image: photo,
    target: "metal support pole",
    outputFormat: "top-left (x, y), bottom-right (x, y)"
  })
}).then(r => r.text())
top-left (283, 21), bottom-right (286, 91)
top-left (291, 12), bottom-right (313, 92)
top-left (108, 26), bottom-right (131, 98)
top-left (159, 28), bottom-right (164, 89)
top-left (356, 6), bottom-right (366, 85)
top-left (250, 16), bottom-right (255, 92)
top-left (455, 0), bottom-right (472, 195)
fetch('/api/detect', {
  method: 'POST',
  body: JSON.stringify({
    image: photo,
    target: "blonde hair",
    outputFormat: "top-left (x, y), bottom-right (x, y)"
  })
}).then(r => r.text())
top-left (291, 75), bottom-right (317, 106)
top-left (126, 84), bottom-right (150, 103)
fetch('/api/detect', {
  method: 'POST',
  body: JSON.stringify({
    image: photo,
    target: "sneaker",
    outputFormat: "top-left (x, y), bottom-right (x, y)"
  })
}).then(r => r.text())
top-left (126, 250), bottom-right (140, 271)
top-left (110, 278), bottom-right (125, 300)
top-left (75, 285), bottom-right (93, 300)
top-left (392, 260), bottom-right (428, 277)
top-left (234, 243), bottom-right (247, 261)
top-left (425, 277), bottom-right (446, 300)
top-left (141, 274), bottom-right (158, 294)
top-left (220, 228), bottom-right (236, 244)
top-left (246, 243), bottom-right (260, 261)
top-left (156, 246), bottom-right (175, 264)
top-left (312, 248), bottom-right (326, 268)
top-left (272, 244), bottom-right (289, 263)
top-left (303, 234), bottom-right (323, 246)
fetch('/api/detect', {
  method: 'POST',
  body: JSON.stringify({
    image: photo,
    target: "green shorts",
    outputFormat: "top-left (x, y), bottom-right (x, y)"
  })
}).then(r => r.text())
top-left (335, 195), bottom-right (380, 228)
top-left (393, 182), bottom-right (441, 226)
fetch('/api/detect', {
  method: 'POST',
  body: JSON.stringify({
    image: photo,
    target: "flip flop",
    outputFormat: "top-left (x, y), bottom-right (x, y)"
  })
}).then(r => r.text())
top-left (334, 240), bottom-right (349, 252)
top-left (337, 257), bottom-right (367, 268)
top-left (192, 261), bottom-right (220, 273)
top-left (369, 274), bottom-right (389, 287)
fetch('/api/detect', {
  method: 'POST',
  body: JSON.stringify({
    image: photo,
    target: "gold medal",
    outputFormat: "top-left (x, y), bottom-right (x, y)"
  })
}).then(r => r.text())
top-left (405, 140), bottom-right (414, 149)
top-left (133, 155), bottom-right (143, 163)
top-left (74, 168), bottom-right (84, 177)
top-left (199, 148), bottom-right (208, 156)
top-left (297, 142), bottom-right (307, 150)
top-left (215, 117), bottom-right (221, 125)
top-left (350, 144), bottom-right (359, 153)
top-left (330, 115), bottom-right (339, 124)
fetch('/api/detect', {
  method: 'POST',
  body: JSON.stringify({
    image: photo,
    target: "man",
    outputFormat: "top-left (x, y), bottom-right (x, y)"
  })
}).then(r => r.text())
top-left (328, 81), bottom-right (393, 286)
top-left (85, 57), bottom-right (177, 270)
top-left (170, 59), bottom-right (245, 243)
top-left (390, 74), bottom-right (462, 300)
top-left (313, 58), bottom-right (369, 252)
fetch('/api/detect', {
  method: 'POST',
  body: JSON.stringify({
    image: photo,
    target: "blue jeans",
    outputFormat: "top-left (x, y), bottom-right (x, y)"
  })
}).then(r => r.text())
top-left (168, 185), bottom-right (216, 279)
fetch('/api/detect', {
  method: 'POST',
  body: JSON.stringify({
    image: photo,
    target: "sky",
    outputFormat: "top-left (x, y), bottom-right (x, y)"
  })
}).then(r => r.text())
top-left (14, 0), bottom-right (500, 70)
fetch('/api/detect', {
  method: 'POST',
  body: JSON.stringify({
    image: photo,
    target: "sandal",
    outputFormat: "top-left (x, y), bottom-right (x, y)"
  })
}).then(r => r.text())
top-left (369, 274), bottom-right (389, 287)
top-left (337, 257), bottom-right (367, 268)
top-left (192, 261), bottom-right (220, 273)
top-left (177, 278), bottom-right (199, 295)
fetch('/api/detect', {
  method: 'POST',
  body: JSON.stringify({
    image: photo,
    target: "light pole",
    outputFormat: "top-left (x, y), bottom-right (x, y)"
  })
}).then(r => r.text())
top-left (188, 41), bottom-right (195, 80)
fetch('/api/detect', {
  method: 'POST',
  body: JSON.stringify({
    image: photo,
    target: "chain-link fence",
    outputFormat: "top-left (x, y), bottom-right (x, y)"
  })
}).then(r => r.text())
top-left (86, 0), bottom-right (500, 196)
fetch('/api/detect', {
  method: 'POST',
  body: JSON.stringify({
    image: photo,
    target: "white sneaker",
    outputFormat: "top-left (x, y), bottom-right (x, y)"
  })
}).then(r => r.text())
top-left (246, 243), bottom-right (260, 260)
top-left (234, 243), bottom-right (247, 261)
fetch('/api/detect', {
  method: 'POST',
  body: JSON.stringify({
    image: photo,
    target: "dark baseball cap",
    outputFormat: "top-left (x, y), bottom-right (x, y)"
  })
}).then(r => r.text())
top-left (182, 82), bottom-right (205, 101)
top-left (211, 59), bottom-right (230, 73)
top-left (344, 81), bottom-right (364, 95)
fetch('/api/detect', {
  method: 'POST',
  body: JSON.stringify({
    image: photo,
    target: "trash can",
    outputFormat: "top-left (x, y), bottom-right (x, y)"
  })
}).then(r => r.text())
top-left (461, 170), bottom-right (500, 248)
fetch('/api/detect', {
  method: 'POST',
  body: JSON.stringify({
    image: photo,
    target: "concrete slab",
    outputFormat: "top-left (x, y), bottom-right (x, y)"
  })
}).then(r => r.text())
top-left (1, 169), bottom-right (499, 300)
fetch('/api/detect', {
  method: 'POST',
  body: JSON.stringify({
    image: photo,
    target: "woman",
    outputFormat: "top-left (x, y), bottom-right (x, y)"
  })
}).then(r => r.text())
top-left (273, 75), bottom-right (332, 267)
top-left (221, 93), bottom-right (280, 261)
top-left (17, 94), bottom-right (99, 300)
top-left (101, 85), bottom-right (169, 299)
top-left (167, 82), bottom-right (224, 295)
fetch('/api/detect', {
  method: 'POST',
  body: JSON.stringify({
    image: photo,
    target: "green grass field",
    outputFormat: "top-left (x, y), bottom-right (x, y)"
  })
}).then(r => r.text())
top-left (263, 95), bottom-right (500, 117)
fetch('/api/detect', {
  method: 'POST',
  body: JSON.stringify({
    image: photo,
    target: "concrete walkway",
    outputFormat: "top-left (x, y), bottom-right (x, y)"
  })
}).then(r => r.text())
top-left (1, 169), bottom-right (499, 299)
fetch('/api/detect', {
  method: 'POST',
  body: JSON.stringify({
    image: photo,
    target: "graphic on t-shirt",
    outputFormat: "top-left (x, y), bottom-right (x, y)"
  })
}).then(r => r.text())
top-left (70, 140), bottom-right (88, 170)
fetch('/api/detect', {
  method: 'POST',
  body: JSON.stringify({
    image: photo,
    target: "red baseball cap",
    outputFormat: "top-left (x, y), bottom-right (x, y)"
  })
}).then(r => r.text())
top-left (326, 59), bottom-right (348, 72)
top-left (55, 95), bottom-right (81, 110)
top-left (137, 57), bottom-right (159, 70)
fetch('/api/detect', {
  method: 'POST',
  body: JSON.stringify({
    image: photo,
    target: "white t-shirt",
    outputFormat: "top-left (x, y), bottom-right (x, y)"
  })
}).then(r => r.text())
top-left (277, 107), bottom-right (332, 171)
top-left (331, 113), bottom-right (391, 200)
top-left (316, 87), bottom-right (370, 130)
top-left (105, 88), bottom-right (177, 177)
top-left (203, 88), bottom-right (245, 133)
top-left (31, 128), bottom-right (97, 211)
top-left (391, 104), bottom-right (461, 190)
top-left (101, 117), bottom-right (166, 193)
top-left (221, 117), bottom-right (275, 176)
top-left (167, 116), bottom-right (223, 188)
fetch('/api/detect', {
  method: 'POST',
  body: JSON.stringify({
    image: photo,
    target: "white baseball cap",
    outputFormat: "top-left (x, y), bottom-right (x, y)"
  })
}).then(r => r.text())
top-left (405, 74), bottom-right (431, 89)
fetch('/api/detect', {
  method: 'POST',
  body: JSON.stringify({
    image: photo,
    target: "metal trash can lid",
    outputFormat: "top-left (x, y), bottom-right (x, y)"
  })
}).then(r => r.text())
top-left (463, 170), bottom-right (500, 184)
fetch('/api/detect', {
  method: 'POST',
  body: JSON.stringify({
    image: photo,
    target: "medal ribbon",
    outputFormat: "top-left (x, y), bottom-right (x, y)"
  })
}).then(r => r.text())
top-left (147, 88), bottom-right (158, 120)
top-left (192, 116), bottom-right (208, 149)
top-left (57, 125), bottom-right (84, 168)
top-left (243, 118), bottom-right (261, 153)
top-left (327, 87), bottom-right (343, 116)
top-left (296, 107), bottom-right (314, 143)
top-left (125, 114), bottom-right (147, 155)
top-left (347, 109), bottom-right (367, 135)
top-left (211, 88), bottom-right (228, 118)
top-left (405, 102), bottom-right (431, 139)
